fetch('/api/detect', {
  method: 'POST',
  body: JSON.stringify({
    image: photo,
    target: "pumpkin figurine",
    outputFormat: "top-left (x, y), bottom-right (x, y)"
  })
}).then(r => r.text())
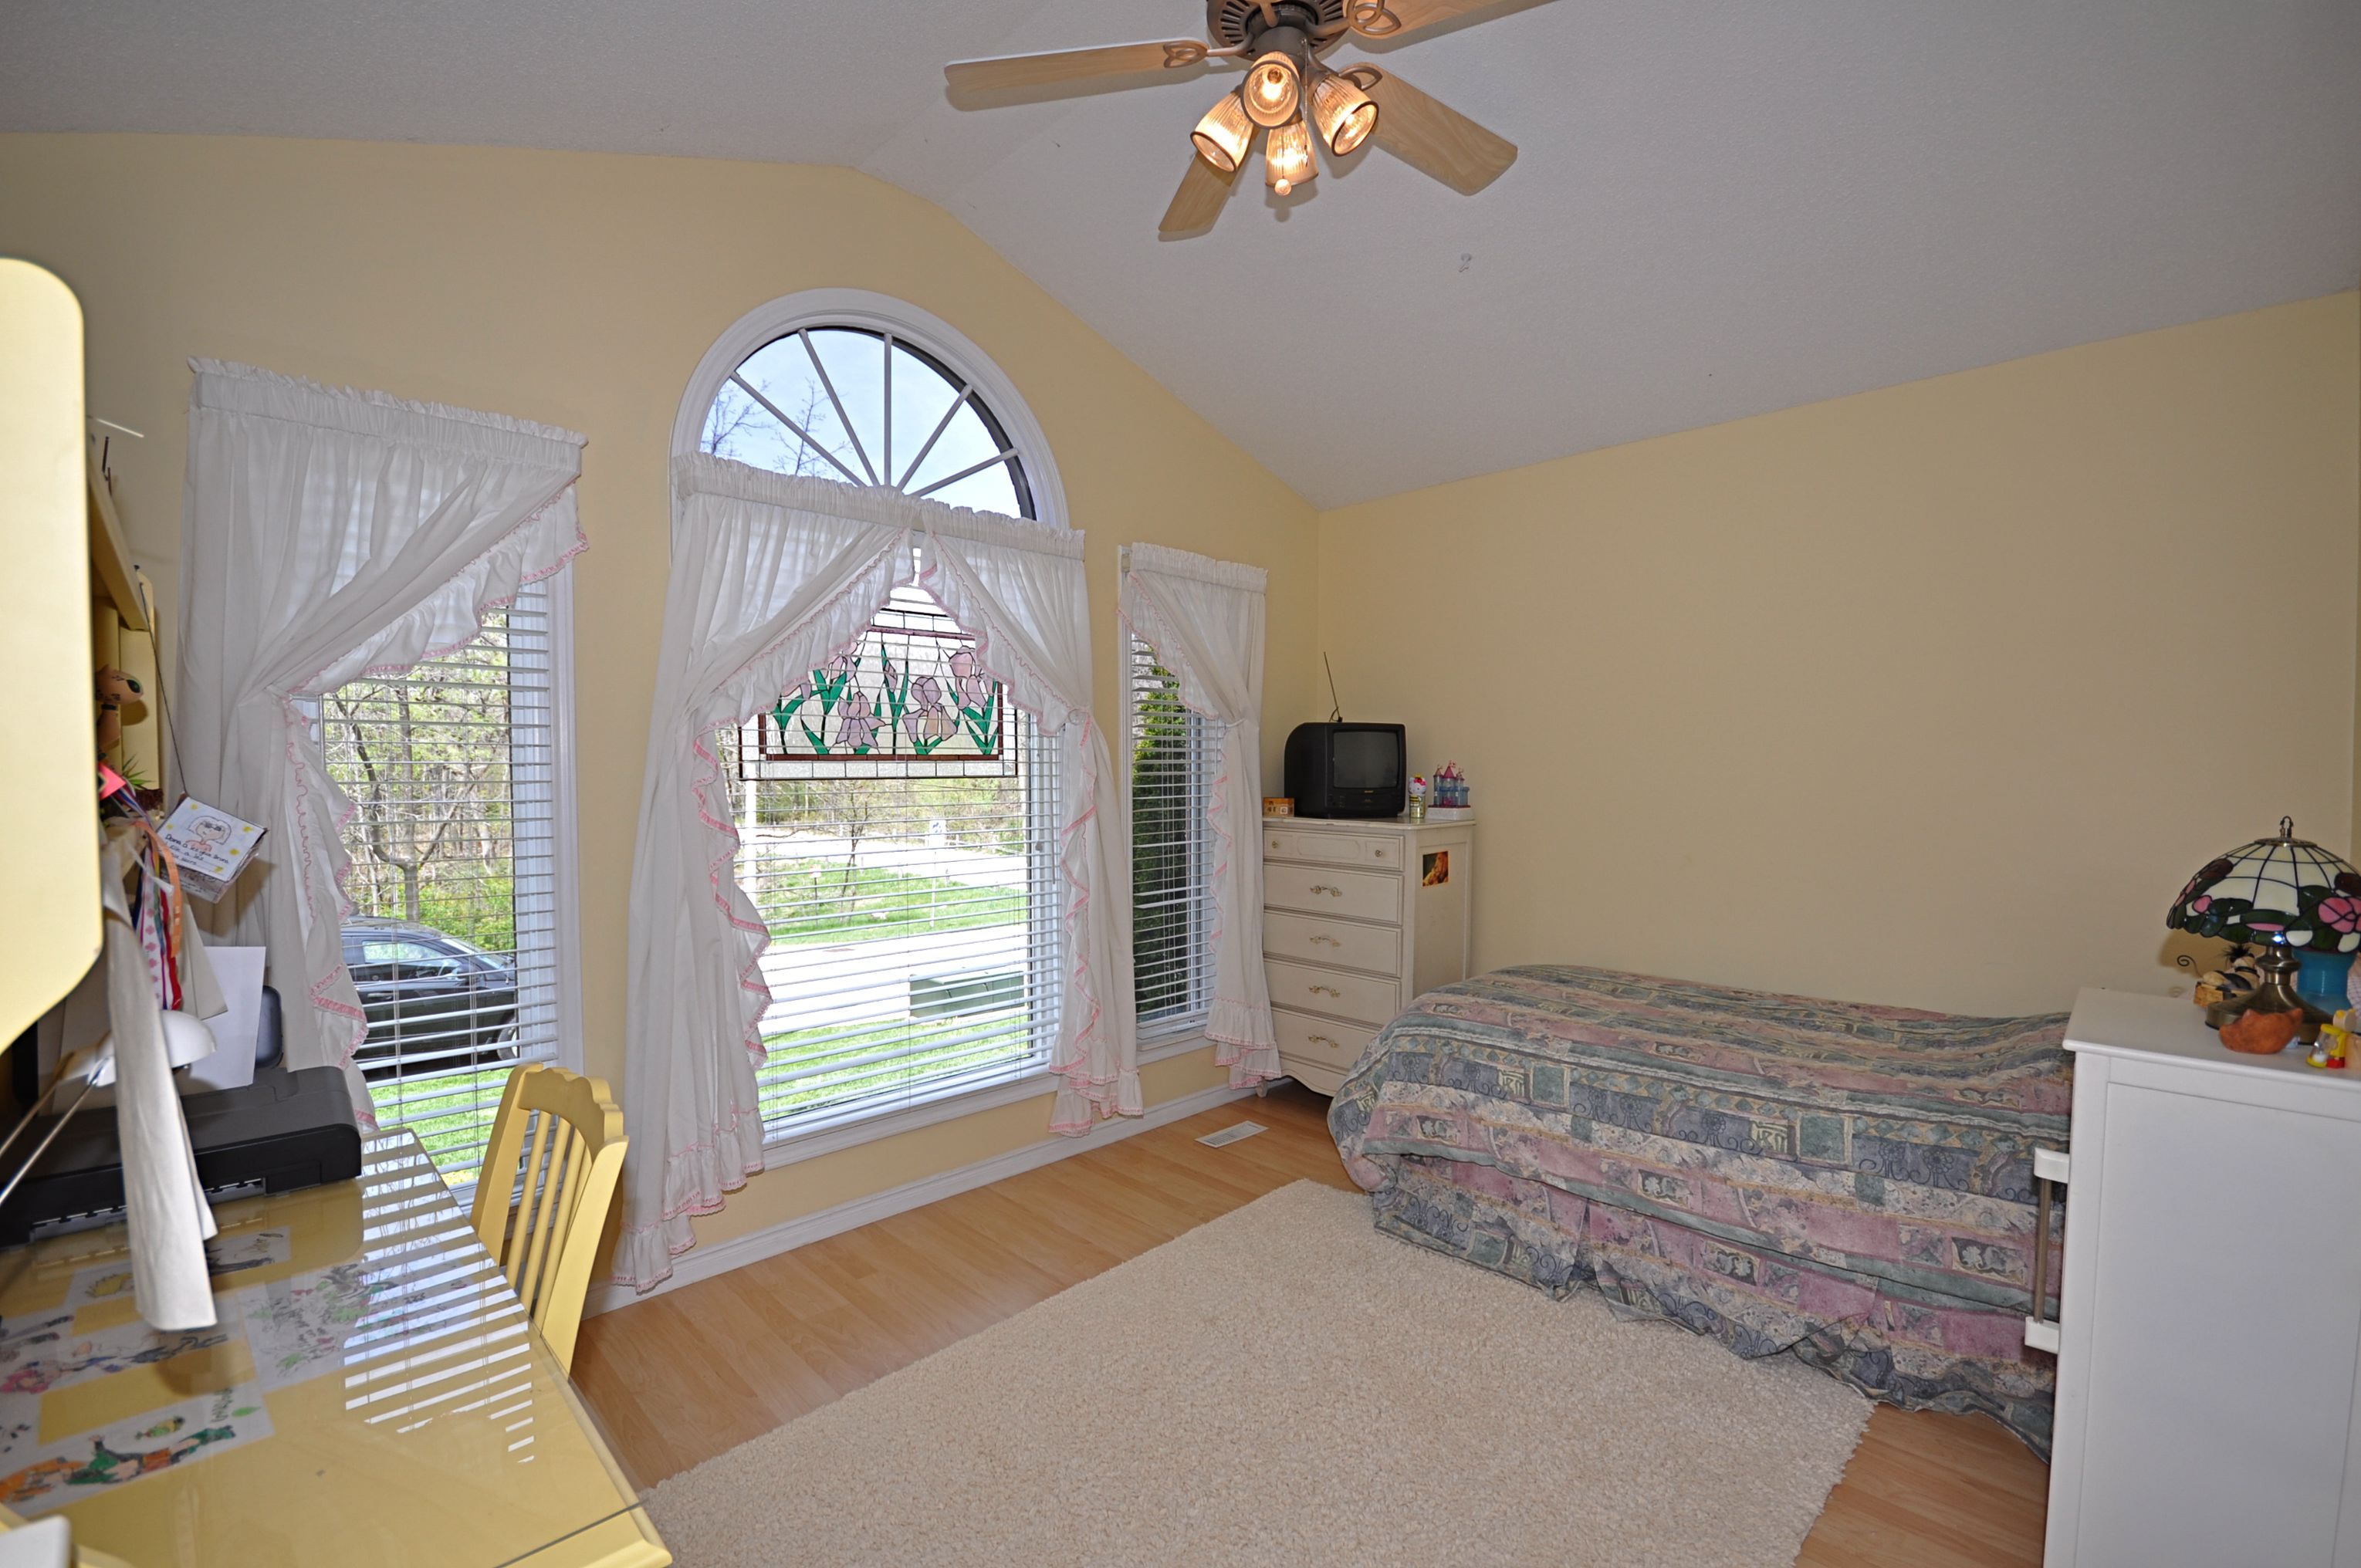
top-left (2221, 1006), bottom-right (2302, 1056)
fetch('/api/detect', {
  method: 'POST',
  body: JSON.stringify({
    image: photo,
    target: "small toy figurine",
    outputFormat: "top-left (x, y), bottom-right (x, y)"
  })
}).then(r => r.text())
top-left (94, 666), bottom-right (142, 756)
top-left (2195, 946), bottom-right (2264, 1008)
top-left (2309, 1009), bottom-right (2355, 1070)
top-left (1407, 775), bottom-right (1428, 821)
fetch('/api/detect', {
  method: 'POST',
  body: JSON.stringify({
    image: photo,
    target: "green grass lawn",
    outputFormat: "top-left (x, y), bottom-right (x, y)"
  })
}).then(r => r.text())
top-left (374, 1063), bottom-right (515, 1184)
top-left (746, 861), bottom-right (1025, 945)
top-left (391, 866), bottom-right (1035, 1184)
top-left (391, 1012), bottom-right (1040, 1186)
top-left (756, 1008), bottom-right (1035, 1123)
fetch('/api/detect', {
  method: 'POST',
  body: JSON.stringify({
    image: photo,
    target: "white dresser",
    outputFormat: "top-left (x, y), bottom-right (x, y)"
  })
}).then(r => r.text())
top-left (1259, 813), bottom-right (1473, 1093)
top-left (2038, 988), bottom-right (2361, 1566)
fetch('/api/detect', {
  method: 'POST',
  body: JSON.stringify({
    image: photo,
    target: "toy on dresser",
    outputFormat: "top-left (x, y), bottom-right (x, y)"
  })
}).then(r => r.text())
top-left (2309, 1009), bottom-right (2355, 1070)
top-left (1432, 762), bottom-right (1469, 809)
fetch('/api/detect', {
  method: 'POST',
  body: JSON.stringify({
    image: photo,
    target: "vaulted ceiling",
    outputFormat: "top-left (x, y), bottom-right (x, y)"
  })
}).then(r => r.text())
top-left (6, 1), bottom-right (2357, 507)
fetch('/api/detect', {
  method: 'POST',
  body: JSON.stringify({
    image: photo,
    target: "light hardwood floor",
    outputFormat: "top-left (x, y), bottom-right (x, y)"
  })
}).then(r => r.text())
top-left (573, 1083), bottom-right (2049, 1565)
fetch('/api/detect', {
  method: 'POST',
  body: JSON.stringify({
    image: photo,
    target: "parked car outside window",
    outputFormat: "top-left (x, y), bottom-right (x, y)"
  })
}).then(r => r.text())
top-left (340, 917), bottom-right (520, 1080)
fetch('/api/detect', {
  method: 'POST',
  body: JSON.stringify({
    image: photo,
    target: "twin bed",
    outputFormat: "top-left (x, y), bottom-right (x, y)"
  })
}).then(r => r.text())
top-left (1328, 965), bottom-right (2072, 1454)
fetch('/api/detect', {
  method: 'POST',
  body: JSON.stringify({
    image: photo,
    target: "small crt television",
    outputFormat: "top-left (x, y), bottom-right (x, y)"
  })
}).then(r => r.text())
top-left (1284, 722), bottom-right (1407, 819)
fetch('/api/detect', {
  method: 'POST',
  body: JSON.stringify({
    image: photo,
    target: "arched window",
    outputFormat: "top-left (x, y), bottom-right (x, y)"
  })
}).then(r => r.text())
top-left (676, 293), bottom-right (1073, 1151)
top-left (678, 289), bottom-right (1063, 525)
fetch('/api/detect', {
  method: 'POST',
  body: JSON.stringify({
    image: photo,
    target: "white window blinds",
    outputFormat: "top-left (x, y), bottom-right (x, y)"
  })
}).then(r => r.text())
top-left (1128, 634), bottom-right (1216, 1033)
top-left (726, 581), bottom-right (1064, 1141)
top-left (323, 578), bottom-right (567, 1184)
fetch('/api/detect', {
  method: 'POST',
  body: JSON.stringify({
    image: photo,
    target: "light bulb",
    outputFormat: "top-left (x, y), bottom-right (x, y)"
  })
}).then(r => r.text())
top-left (1242, 51), bottom-right (1301, 128)
top-left (1266, 117), bottom-right (1315, 196)
top-left (1190, 92), bottom-right (1253, 174)
top-left (1310, 73), bottom-right (1379, 157)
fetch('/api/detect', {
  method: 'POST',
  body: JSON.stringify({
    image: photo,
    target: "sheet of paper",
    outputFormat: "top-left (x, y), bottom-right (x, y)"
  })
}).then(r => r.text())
top-left (0, 1382), bottom-right (272, 1517)
top-left (229, 1261), bottom-right (381, 1393)
top-left (0, 1311), bottom-right (251, 1465)
top-left (61, 1227), bottom-right (292, 1313)
top-left (0, 1315), bottom-right (235, 1401)
top-left (184, 945), bottom-right (264, 1092)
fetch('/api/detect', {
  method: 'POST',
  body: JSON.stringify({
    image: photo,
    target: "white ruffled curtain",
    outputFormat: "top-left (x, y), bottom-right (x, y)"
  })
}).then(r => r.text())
top-left (178, 360), bottom-right (586, 1120)
top-left (617, 456), bottom-right (1136, 1292)
top-left (1120, 544), bottom-right (1279, 1084)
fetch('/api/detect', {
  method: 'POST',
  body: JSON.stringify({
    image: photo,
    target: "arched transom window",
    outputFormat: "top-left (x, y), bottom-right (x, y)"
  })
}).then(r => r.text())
top-left (702, 327), bottom-right (1037, 520)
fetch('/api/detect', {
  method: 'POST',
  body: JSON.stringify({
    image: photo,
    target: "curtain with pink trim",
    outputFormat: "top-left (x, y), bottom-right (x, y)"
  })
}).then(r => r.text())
top-left (617, 458), bottom-right (1136, 1292)
top-left (1119, 543), bottom-right (1278, 1085)
top-left (177, 360), bottom-right (586, 1124)
top-left (926, 513), bottom-right (1140, 1133)
top-left (617, 458), bottom-right (914, 1292)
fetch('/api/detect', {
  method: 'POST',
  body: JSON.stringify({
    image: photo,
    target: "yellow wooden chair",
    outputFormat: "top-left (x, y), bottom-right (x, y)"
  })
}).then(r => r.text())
top-left (468, 1065), bottom-right (627, 1375)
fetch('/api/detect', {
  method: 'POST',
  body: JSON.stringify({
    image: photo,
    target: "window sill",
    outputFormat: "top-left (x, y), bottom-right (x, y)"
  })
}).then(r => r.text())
top-left (758, 1025), bottom-right (1222, 1171)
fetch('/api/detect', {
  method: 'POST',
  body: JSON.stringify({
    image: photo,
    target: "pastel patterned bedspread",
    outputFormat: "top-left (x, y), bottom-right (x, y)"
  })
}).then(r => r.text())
top-left (1328, 965), bottom-right (2071, 1455)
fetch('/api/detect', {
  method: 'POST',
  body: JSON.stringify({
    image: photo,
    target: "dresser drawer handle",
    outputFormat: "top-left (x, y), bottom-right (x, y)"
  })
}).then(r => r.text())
top-left (1308, 934), bottom-right (1341, 947)
top-left (1309, 984), bottom-right (1341, 997)
top-left (1307, 884), bottom-right (1343, 896)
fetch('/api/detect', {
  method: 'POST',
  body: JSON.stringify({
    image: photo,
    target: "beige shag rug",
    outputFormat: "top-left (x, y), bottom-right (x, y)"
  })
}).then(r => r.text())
top-left (646, 1181), bottom-right (1869, 1567)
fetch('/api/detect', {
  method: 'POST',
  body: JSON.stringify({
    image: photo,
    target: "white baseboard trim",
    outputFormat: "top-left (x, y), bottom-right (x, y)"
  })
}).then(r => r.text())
top-left (588, 1079), bottom-right (1266, 1317)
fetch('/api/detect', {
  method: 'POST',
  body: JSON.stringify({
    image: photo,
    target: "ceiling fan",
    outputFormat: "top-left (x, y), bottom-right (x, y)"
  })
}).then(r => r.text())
top-left (945, 1), bottom-right (1534, 237)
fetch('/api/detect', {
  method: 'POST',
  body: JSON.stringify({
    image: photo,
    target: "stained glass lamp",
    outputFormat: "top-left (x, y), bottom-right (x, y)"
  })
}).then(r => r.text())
top-left (2167, 817), bottom-right (2361, 1024)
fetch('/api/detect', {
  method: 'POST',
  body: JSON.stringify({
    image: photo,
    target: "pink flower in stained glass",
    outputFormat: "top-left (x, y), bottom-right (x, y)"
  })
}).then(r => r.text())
top-left (2321, 896), bottom-right (2361, 934)
top-left (838, 690), bottom-right (881, 752)
top-left (911, 674), bottom-right (946, 716)
top-left (949, 649), bottom-right (992, 709)
top-left (2190, 896), bottom-right (2212, 913)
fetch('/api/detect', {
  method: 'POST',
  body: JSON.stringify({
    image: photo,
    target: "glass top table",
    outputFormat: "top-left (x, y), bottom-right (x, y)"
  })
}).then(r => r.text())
top-left (0, 1130), bottom-right (667, 1567)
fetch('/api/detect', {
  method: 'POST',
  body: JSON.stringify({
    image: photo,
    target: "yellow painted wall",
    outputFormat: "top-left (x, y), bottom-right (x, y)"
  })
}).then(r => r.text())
top-left (2353, 283), bottom-right (2361, 850)
top-left (0, 133), bottom-right (1318, 1255)
top-left (1320, 292), bottom-right (2361, 1017)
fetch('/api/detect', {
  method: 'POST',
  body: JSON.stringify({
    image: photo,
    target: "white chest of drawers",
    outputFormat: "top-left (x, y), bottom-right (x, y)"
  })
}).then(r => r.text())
top-left (1259, 813), bottom-right (1473, 1093)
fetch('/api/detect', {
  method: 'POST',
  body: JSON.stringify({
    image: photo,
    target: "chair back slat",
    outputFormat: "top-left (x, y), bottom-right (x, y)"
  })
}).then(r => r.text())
top-left (510, 1107), bottom-right (556, 1293)
top-left (516, 1120), bottom-right (577, 1321)
top-left (463, 1065), bottom-right (627, 1374)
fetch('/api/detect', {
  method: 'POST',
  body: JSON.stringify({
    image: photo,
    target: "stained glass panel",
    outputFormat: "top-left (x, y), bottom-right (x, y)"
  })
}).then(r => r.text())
top-left (737, 584), bottom-right (1008, 781)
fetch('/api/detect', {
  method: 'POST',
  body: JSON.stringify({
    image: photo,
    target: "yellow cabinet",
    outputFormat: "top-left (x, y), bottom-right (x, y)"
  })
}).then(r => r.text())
top-left (0, 259), bottom-right (102, 1047)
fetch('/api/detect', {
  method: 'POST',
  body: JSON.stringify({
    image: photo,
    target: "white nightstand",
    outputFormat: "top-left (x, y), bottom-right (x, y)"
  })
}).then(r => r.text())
top-left (2039, 987), bottom-right (2361, 1566)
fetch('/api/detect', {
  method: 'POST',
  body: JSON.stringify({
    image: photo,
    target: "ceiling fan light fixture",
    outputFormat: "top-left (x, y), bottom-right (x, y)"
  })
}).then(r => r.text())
top-left (1243, 51), bottom-right (1303, 128)
top-left (1266, 117), bottom-right (1316, 196)
top-left (1310, 72), bottom-right (1378, 156)
top-left (1190, 91), bottom-right (1253, 173)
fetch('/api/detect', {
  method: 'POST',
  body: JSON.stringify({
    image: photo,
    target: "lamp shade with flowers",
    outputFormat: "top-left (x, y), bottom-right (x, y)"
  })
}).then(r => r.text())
top-left (2168, 817), bottom-right (2361, 1017)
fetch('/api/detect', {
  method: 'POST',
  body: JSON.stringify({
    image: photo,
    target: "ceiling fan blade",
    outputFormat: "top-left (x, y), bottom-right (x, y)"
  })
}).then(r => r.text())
top-left (1159, 156), bottom-right (1239, 238)
top-left (1354, 67), bottom-right (1517, 194)
top-left (946, 39), bottom-right (1215, 97)
top-left (1346, 0), bottom-right (1552, 39)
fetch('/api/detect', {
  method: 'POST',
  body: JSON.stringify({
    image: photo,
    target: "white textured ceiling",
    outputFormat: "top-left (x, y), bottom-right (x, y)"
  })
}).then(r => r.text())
top-left (6, 1), bottom-right (2357, 507)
